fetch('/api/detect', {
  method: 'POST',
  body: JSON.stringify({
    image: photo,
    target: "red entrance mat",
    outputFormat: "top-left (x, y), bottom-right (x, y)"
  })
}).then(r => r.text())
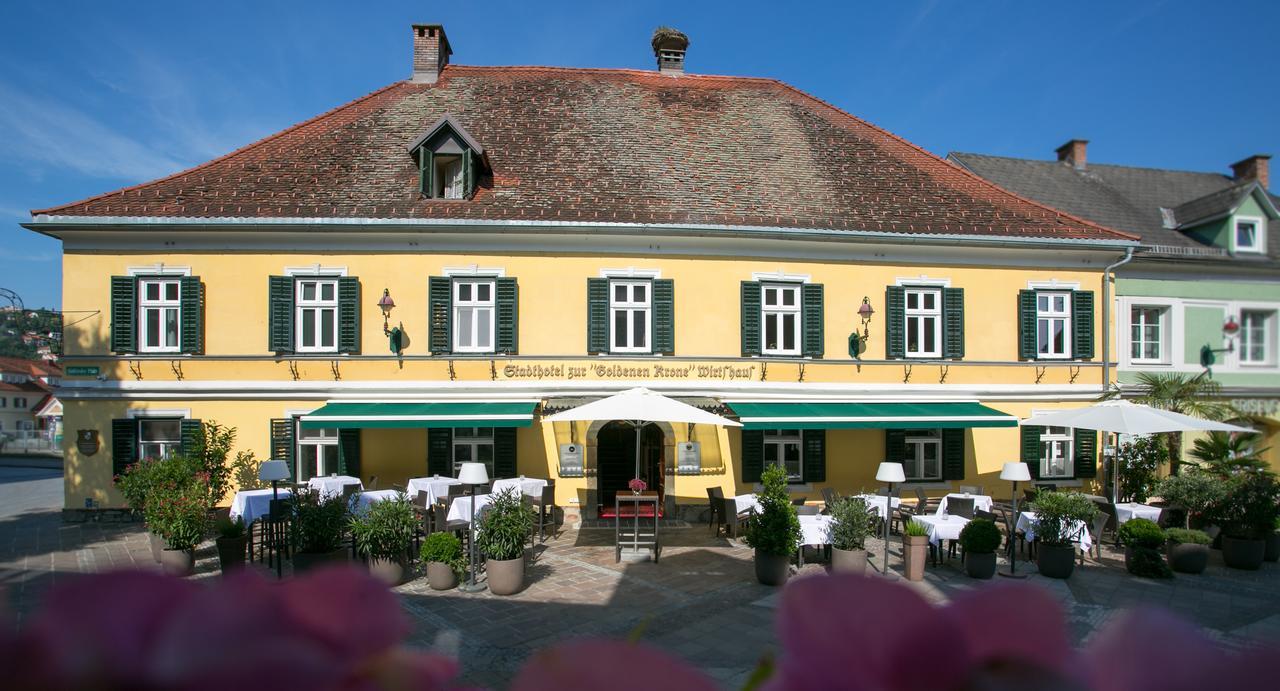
top-left (599, 505), bottom-right (665, 519)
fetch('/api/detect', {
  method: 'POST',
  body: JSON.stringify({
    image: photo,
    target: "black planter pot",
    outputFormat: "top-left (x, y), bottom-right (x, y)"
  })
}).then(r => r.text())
top-left (1036, 543), bottom-right (1076, 579)
top-left (216, 536), bottom-right (248, 573)
top-left (754, 550), bottom-right (790, 586)
top-left (964, 551), bottom-right (997, 579)
top-left (1221, 536), bottom-right (1265, 571)
top-left (293, 547), bottom-right (348, 573)
top-left (1264, 532), bottom-right (1280, 562)
top-left (1165, 542), bottom-right (1209, 574)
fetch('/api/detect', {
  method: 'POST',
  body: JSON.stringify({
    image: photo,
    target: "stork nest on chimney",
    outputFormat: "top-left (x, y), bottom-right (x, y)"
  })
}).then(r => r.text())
top-left (651, 26), bottom-right (689, 52)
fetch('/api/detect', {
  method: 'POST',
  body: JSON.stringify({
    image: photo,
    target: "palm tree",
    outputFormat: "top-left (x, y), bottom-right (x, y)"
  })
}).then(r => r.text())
top-left (1188, 431), bottom-right (1270, 477)
top-left (1105, 372), bottom-right (1237, 475)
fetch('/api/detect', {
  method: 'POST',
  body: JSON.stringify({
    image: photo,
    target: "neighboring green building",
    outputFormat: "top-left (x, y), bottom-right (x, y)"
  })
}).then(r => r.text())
top-left (950, 142), bottom-right (1280, 471)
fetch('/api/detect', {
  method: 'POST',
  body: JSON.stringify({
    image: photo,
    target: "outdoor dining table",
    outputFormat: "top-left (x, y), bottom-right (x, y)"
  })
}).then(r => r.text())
top-left (795, 514), bottom-right (834, 566)
top-left (911, 514), bottom-right (970, 566)
top-left (935, 493), bottom-right (994, 517)
top-left (307, 475), bottom-right (363, 499)
top-left (406, 475), bottom-right (461, 504)
top-left (853, 493), bottom-right (901, 520)
top-left (1016, 511), bottom-right (1093, 552)
top-left (350, 489), bottom-right (403, 514)
top-left (446, 493), bottom-right (494, 524)
top-left (734, 494), bottom-right (762, 515)
top-left (1114, 502), bottom-right (1162, 526)
top-left (229, 488), bottom-right (293, 526)
top-left (491, 476), bottom-right (548, 497)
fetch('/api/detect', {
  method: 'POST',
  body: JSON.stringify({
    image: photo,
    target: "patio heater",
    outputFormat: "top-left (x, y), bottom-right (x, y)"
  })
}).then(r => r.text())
top-left (999, 462), bottom-right (1031, 579)
top-left (257, 459), bottom-right (291, 580)
top-left (875, 462), bottom-right (905, 580)
top-left (458, 462), bottom-right (490, 593)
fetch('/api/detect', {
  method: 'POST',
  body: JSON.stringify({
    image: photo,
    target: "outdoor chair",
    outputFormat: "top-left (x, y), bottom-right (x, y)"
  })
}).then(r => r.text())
top-left (914, 487), bottom-right (937, 514)
top-left (1097, 503), bottom-right (1117, 543)
top-left (367, 475), bottom-right (379, 491)
top-left (411, 490), bottom-right (432, 549)
top-left (444, 484), bottom-right (467, 508)
top-left (820, 487), bottom-right (840, 513)
top-left (341, 483), bottom-right (360, 502)
top-left (706, 487), bottom-right (725, 533)
top-left (531, 479), bottom-right (557, 543)
top-left (791, 497), bottom-right (808, 506)
top-left (946, 496), bottom-right (975, 519)
top-left (995, 502), bottom-right (1027, 558)
top-left (392, 483), bottom-right (406, 494)
top-left (1084, 510), bottom-right (1110, 563)
top-left (959, 485), bottom-right (983, 496)
top-left (718, 496), bottom-right (747, 538)
top-left (796, 504), bottom-right (820, 516)
top-left (261, 498), bottom-right (292, 570)
top-left (1155, 507), bottom-right (1176, 529)
top-left (432, 504), bottom-right (469, 547)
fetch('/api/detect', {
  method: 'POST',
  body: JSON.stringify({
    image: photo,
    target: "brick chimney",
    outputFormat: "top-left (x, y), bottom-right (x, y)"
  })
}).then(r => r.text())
top-left (651, 27), bottom-right (689, 75)
top-left (1055, 139), bottom-right (1088, 170)
top-left (1230, 154), bottom-right (1270, 189)
top-left (411, 24), bottom-right (451, 84)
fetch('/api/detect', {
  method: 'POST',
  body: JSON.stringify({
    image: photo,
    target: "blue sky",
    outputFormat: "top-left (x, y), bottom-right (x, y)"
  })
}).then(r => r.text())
top-left (1, 0), bottom-right (1276, 310)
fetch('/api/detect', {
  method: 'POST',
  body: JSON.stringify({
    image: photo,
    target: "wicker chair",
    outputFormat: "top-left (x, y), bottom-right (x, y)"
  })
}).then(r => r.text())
top-left (530, 480), bottom-right (557, 543)
top-left (1084, 510), bottom-right (1110, 562)
top-left (718, 496), bottom-right (747, 538)
top-left (820, 487), bottom-right (840, 513)
top-left (946, 496), bottom-right (975, 519)
top-left (914, 487), bottom-right (937, 514)
top-left (706, 487), bottom-right (725, 533)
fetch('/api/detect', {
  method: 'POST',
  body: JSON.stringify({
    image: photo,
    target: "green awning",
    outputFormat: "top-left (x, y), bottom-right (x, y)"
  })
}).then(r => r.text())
top-left (299, 401), bottom-right (537, 430)
top-left (726, 401), bottom-right (1018, 430)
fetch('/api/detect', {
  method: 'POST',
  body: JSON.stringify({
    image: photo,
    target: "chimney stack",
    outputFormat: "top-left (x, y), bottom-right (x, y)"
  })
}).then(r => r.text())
top-left (651, 27), bottom-right (689, 75)
top-left (1230, 154), bottom-right (1271, 190)
top-left (1055, 139), bottom-right (1088, 170)
top-left (411, 24), bottom-right (452, 84)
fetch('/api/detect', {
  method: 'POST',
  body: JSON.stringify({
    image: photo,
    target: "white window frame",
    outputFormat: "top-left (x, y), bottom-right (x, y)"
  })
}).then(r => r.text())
top-left (1233, 216), bottom-right (1265, 254)
top-left (763, 429), bottom-right (803, 483)
top-left (452, 427), bottom-right (495, 478)
top-left (452, 279), bottom-right (496, 353)
top-left (137, 277), bottom-right (182, 353)
top-left (1239, 309), bottom-right (1276, 366)
top-left (609, 280), bottom-right (652, 354)
top-left (1128, 305), bottom-right (1168, 365)
top-left (761, 282), bottom-right (802, 356)
top-left (903, 287), bottom-right (942, 358)
top-left (1035, 291), bottom-right (1072, 360)
top-left (296, 420), bottom-right (340, 482)
top-left (295, 278), bottom-right (339, 353)
top-left (439, 156), bottom-right (465, 200)
top-left (137, 417), bottom-right (184, 461)
top-left (903, 429), bottom-right (942, 481)
top-left (1039, 426), bottom-right (1074, 479)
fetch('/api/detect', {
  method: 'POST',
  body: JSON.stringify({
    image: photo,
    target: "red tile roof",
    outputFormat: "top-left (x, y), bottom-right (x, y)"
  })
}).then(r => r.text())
top-left (34, 65), bottom-right (1136, 243)
top-left (0, 357), bottom-right (61, 378)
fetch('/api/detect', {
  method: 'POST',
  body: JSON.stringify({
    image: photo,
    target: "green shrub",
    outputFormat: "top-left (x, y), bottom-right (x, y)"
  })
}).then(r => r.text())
top-left (144, 470), bottom-right (211, 551)
top-left (1156, 472), bottom-right (1225, 529)
top-left (1118, 518), bottom-right (1165, 549)
top-left (904, 520), bottom-right (928, 537)
top-left (476, 488), bottom-right (534, 561)
top-left (743, 465), bottom-right (801, 557)
top-left (420, 532), bottom-right (465, 573)
top-left (350, 494), bottom-right (418, 562)
top-left (1128, 545), bottom-right (1173, 579)
top-left (1115, 436), bottom-right (1165, 503)
top-left (1029, 491), bottom-right (1097, 546)
top-left (178, 420), bottom-right (236, 506)
top-left (828, 496), bottom-right (871, 551)
top-left (959, 518), bottom-right (1001, 553)
top-left (290, 488), bottom-right (349, 554)
top-left (1213, 472), bottom-right (1280, 540)
top-left (1164, 528), bottom-right (1210, 545)
top-left (214, 515), bottom-right (245, 540)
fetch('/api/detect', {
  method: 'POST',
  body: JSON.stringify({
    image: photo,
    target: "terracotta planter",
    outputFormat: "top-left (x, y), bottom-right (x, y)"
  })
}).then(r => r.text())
top-left (902, 534), bottom-right (928, 582)
top-left (216, 536), bottom-right (248, 573)
top-left (754, 550), bottom-right (791, 586)
top-left (148, 532), bottom-right (164, 563)
top-left (160, 547), bottom-right (195, 577)
top-left (368, 558), bottom-right (409, 586)
top-left (427, 561), bottom-right (458, 590)
top-left (1036, 542), bottom-right (1076, 579)
top-left (1221, 536), bottom-right (1265, 571)
top-left (293, 548), bottom-right (348, 574)
top-left (964, 551), bottom-right (997, 579)
top-left (1265, 532), bottom-right (1280, 562)
top-left (1166, 542), bottom-right (1209, 575)
top-left (486, 556), bottom-right (525, 595)
top-left (831, 547), bottom-right (867, 575)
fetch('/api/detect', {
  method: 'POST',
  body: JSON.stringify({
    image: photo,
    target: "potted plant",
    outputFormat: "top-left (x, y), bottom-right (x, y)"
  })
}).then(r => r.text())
top-left (213, 515), bottom-right (248, 573)
top-left (350, 494), bottom-right (419, 586)
top-left (145, 471), bottom-right (211, 577)
top-left (420, 532), bottom-right (465, 590)
top-left (290, 487), bottom-right (350, 573)
top-left (117, 456), bottom-right (175, 562)
top-left (1164, 528), bottom-right (1212, 574)
top-left (958, 518), bottom-right (1001, 579)
top-left (475, 488), bottom-right (534, 595)
top-left (1029, 491), bottom-right (1097, 579)
top-left (1155, 471), bottom-right (1225, 530)
top-left (743, 465), bottom-right (801, 586)
top-left (828, 496), bottom-right (871, 574)
top-left (628, 477), bottom-right (647, 495)
top-left (902, 521), bottom-right (929, 582)
top-left (1214, 473), bottom-right (1280, 571)
top-left (1117, 518), bottom-right (1171, 579)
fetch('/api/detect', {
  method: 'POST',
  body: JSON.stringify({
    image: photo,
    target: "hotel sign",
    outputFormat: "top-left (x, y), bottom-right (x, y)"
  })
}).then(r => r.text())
top-left (501, 362), bottom-right (757, 381)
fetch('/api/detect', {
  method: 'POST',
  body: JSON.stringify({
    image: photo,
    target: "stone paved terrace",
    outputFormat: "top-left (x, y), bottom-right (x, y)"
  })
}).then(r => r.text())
top-left (3, 463), bottom-right (1280, 688)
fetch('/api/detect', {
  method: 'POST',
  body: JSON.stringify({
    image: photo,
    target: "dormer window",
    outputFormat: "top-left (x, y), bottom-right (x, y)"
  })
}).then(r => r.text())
top-left (1234, 217), bottom-right (1265, 254)
top-left (407, 114), bottom-right (487, 200)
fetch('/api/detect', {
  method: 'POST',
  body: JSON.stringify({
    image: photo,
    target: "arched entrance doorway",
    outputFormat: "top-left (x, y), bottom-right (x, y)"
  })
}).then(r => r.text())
top-left (596, 421), bottom-right (665, 517)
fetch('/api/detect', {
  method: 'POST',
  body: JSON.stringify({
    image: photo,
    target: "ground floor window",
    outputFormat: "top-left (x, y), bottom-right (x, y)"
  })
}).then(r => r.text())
top-left (453, 427), bottom-right (494, 477)
top-left (1040, 426), bottom-right (1074, 478)
top-left (137, 418), bottom-right (182, 460)
top-left (763, 429), bottom-right (802, 483)
top-left (903, 429), bottom-right (942, 481)
top-left (296, 424), bottom-right (339, 482)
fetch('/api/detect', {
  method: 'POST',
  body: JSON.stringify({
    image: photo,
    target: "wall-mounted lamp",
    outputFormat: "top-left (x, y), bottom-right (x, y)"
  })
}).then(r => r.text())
top-left (1199, 316), bottom-right (1240, 373)
top-left (377, 289), bottom-right (403, 354)
top-left (849, 297), bottom-right (876, 359)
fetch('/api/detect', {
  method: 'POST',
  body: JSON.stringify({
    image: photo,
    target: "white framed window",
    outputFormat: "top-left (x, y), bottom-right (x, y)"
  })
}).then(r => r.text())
top-left (763, 429), bottom-right (802, 483)
top-left (1239, 310), bottom-right (1275, 365)
top-left (296, 424), bottom-right (339, 483)
top-left (610, 280), bottom-right (651, 353)
top-left (1036, 292), bottom-right (1072, 359)
top-left (295, 278), bottom-right (338, 352)
top-left (903, 429), bottom-right (942, 481)
top-left (453, 280), bottom-right (495, 352)
top-left (138, 418), bottom-right (182, 460)
top-left (14, 397), bottom-right (28, 408)
top-left (1234, 217), bottom-right (1265, 254)
top-left (453, 427), bottom-right (495, 477)
top-left (904, 288), bottom-right (942, 358)
top-left (437, 156), bottom-right (465, 199)
top-left (762, 283), bottom-right (801, 356)
top-left (1040, 426), bottom-right (1074, 479)
top-left (138, 278), bottom-right (181, 353)
top-left (1129, 306), bottom-right (1167, 363)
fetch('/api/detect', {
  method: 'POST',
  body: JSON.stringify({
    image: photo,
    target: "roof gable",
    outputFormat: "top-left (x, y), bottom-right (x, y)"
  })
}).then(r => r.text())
top-left (1172, 181), bottom-right (1278, 229)
top-left (406, 114), bottom-right (486, 158)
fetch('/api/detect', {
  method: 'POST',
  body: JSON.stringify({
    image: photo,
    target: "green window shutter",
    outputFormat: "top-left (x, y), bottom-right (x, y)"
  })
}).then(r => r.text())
top-left (586, 278), bottom-right (609, 354)
top-left (494, 428), bottom-right (517, 478)
top-left (110, 276), bottom-right (137, 354)
top-left (740, 281), bottom-right (762, 356)
top-left (428, 428), bottom-right (453, 477)
top-left (179, 419), bottom-right (204, 457)
top-left (653, 279), bottom-right (675, 355)
top-left (801, 283), bottom-right (824, 357)
top-left (496, 277), bottom-right (519, 354)
top-left (1072, 290), bottom-right (1095, 360)
top-left (942, 287), bottom-right (965, 360)
top-left (463, 149), bottom-right (475, 199)
top-left (178, 277), bottom-right (204, 355)
top-left (418, 148), bottom-right (434, 197)
top-left (268, 276), bottom-right (295, 354)
top-left (1017, 290), bottom-right (1037, 360)
top-left (111, 418), bottom-right (138, 478)
top-left (1073, 429), bottom-right (1097, 478)
top-left (270, 418), bottom-right (296, 482)
top-left (802, 429), bottom-right (826, 483)
top-left (1021, 425), bottom-right (1042, 480)
top-left (885, 286), bottom-right (905, 359)
top-left (885, 429), bottom-right (906, 464)
top-left (941, 428), bottom-right (965, 480)
top-left (339, 429), bottom-right (361, 477)
top-left (337, 277), bottom-right (361, 354)
top-left (740, 429), bottom-right (764, 483)
top-left (428, 276), bottom-right (452, 354)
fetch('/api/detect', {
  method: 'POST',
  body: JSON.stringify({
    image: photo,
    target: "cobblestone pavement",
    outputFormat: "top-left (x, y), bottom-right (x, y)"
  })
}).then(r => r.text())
top-left (3, 478), bottom-right (1279, 688)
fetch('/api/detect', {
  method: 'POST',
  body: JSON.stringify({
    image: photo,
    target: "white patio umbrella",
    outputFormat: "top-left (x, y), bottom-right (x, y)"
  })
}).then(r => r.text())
top-left (543, 387), bottom-right (742, 478)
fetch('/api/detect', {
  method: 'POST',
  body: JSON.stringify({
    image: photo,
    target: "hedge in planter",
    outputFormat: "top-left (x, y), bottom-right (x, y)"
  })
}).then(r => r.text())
top-left (290, 488), bottom-right (350, 572)
top-left (958, 518), bottom-right (1001, 579)
top-left (1211, 472), bottom-right (1280, 570)
top-left (476, 488), bottom-right (535, 595)
top-left (420, 532), bottom-right (465, 590)
top-left (144, 468), bottom-right (211, 577)
top-left (828, 496), bottom-right (871, 574)
top-left (350, 494), bottom-right (419, 586)
top-left (1165, 528), bottom-right (1211, 575)
top-left (743, 465), bottom-right (801, 586)
top-left (1028, 491), bottom-right (1097, 579)
top-left (1118, 518), bottom-right (1171, 579)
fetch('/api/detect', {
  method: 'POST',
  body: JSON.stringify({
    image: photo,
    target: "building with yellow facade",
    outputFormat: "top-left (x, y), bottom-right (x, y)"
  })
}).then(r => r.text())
top-left (27, 25), bottom-right (1140, 519)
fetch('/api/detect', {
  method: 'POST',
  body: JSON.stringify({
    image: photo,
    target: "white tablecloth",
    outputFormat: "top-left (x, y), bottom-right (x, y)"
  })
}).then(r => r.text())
top-left (935, 493), bottom-right (994, 517)
top-left (307, 475), bottom-right (363, 498)
top-left (912, 515), bottom-right (969, 546)
top-left (406, 476), bottom-right (461, 504)
top-left (446, 494), bottom-right (494, 524)
top-left (1114, 502), bottom-right (1161, 525)
top-left (1017, 511), bottom-right (1093, 552)
top-left (853, 494), bottom-right (901, 520)
top-left (229, 488), bottom-right (293, 525)
top-left (734, 494), bottom-right (761, 515)
top-left (350, 489), bottom-right (403, 514)
top-left (492, 476), bottom-right (549, 498)
top-left (798, 515), bottom-right (833, 546)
